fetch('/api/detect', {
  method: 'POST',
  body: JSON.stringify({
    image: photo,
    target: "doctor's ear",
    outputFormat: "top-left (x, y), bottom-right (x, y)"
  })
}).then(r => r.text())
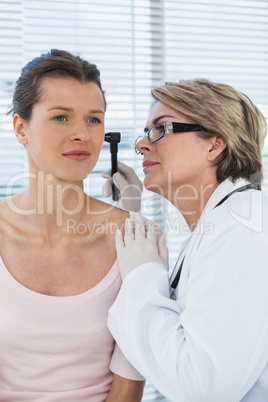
top-left (207, 136), bottom-right (227, 162)
top-left (13, 114), bottom-right (28, 145)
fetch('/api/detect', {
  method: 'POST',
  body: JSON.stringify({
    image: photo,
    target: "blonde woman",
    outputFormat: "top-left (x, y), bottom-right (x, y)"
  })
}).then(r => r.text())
top-left (108, 79), bottom-right (268, 402)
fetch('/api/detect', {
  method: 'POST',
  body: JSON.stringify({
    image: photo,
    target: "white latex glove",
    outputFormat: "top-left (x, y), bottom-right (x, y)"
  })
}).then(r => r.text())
top-left (101, 161), bottom-right (143, 212)
top-left (115, 213), bottom-right (169, 281)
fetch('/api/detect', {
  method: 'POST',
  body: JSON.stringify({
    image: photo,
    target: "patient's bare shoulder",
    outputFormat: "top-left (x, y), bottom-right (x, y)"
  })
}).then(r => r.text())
top-left (86, 196), bottom-right (130, 227)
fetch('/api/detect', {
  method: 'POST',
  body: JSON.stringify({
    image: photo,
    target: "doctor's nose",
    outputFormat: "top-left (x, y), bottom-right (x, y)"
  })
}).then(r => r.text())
top-left (135, 135), bottom-right (152, 155)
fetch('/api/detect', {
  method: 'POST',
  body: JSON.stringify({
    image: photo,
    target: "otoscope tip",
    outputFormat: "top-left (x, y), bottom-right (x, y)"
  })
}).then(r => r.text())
top-left (105, 132), bottom-right (121, 143)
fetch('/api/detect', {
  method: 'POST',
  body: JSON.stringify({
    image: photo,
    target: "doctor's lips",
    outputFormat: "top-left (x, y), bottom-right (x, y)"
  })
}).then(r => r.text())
top-left (142, 160), bottom-right (160, 170)
top-left (62, 150), bottom-right (91, 161)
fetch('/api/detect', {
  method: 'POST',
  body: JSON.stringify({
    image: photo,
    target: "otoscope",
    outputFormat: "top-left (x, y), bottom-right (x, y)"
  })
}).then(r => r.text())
top-left (104, 132), bottom-right (121, 201)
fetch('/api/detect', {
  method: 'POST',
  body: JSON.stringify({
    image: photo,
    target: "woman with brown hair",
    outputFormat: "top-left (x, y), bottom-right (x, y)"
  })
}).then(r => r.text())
top-left (0, 49), bottom-right (144, 401)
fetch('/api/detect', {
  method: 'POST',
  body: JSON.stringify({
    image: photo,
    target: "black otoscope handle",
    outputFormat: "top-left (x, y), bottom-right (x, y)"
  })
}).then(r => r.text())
top-left (110, 142), bottom-right (119, 201)
top-left (104, 132), bottom-right (121, 201)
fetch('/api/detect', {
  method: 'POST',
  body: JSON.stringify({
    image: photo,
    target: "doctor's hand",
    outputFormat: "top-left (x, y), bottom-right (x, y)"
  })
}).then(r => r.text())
top-left (102, 161), bottom-right (143, 212)
top-left (115, 214), bottom-right (169, 281)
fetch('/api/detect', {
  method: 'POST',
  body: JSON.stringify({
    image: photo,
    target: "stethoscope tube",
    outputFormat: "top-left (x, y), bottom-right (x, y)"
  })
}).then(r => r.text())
top-left (169, 184), bottom-right (259, 300)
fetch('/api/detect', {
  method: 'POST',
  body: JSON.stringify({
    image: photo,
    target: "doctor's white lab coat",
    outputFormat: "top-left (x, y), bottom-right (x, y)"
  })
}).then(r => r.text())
top-left (108, 178), bottom-right (268, 402)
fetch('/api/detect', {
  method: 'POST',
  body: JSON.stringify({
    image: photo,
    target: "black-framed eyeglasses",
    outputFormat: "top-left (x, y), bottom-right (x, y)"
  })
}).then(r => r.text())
top-left (135, 122), bottom-right (206, 154)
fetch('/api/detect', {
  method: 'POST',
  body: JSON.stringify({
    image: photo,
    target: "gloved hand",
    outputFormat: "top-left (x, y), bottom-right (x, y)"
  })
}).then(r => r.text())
top-left (115, 213), bottom-right (169, 281)
top-left (102, 161), bottom-right (143, 212)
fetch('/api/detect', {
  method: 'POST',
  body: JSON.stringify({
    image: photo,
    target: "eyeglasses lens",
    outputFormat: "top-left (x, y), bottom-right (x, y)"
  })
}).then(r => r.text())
top-left (149, 123), bottom-right (166, 142)
top-left (135, 123), bottom-right (168, 154)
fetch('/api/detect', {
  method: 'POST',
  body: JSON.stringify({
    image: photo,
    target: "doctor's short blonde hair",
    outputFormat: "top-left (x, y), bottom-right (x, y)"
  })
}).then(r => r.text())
top-left (151, 78), bottom-right (267, 189)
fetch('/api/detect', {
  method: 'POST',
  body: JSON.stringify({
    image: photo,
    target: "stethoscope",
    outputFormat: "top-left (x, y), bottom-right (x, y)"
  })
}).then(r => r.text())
top-left (169, 184), bottom-right (258, 300)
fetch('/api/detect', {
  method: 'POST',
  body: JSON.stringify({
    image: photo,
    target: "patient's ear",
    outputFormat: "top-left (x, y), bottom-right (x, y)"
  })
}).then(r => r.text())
top-left (13, 114), bottom-right (28, 145)
top-left (207, 136), bottom-right (226, 162)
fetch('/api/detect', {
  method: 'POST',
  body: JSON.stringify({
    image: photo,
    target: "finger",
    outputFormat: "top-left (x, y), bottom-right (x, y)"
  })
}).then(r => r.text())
top-left (115, 229), bottom-right (125, 249)
top-left (158, 235), bottom-right (169, 268)
top-left (102, 178), bottom-right (112, 197)
top-left (117, 161), bottom-right (143, 187)
top-left (101, 169), bottom-right (112, 179)
top-left (113, 172), bottom-right (142, 213)
top-left (133, 213), bottom-right (146, 240)
top-left (102, 163), bottom-right (135, 181)
top-left (124, 218), bottom-right (134, 245)
top-left (117, 161), bottom-right (134, 176)
top-left (112, 172), bottom-right (128, 191)
top-left (145, 220), bottom-right (158, 242)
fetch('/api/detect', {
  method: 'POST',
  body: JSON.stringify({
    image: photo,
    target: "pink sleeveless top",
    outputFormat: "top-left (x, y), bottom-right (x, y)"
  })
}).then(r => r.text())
top-left (0, 256), bottom-right (143, 402)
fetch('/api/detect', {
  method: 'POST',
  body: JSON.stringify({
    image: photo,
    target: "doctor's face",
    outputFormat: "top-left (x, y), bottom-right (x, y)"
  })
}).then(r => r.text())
top-left (14, 77), bottom-right (105, 183)
top-left (136, 101), bottom-right (212, 198)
